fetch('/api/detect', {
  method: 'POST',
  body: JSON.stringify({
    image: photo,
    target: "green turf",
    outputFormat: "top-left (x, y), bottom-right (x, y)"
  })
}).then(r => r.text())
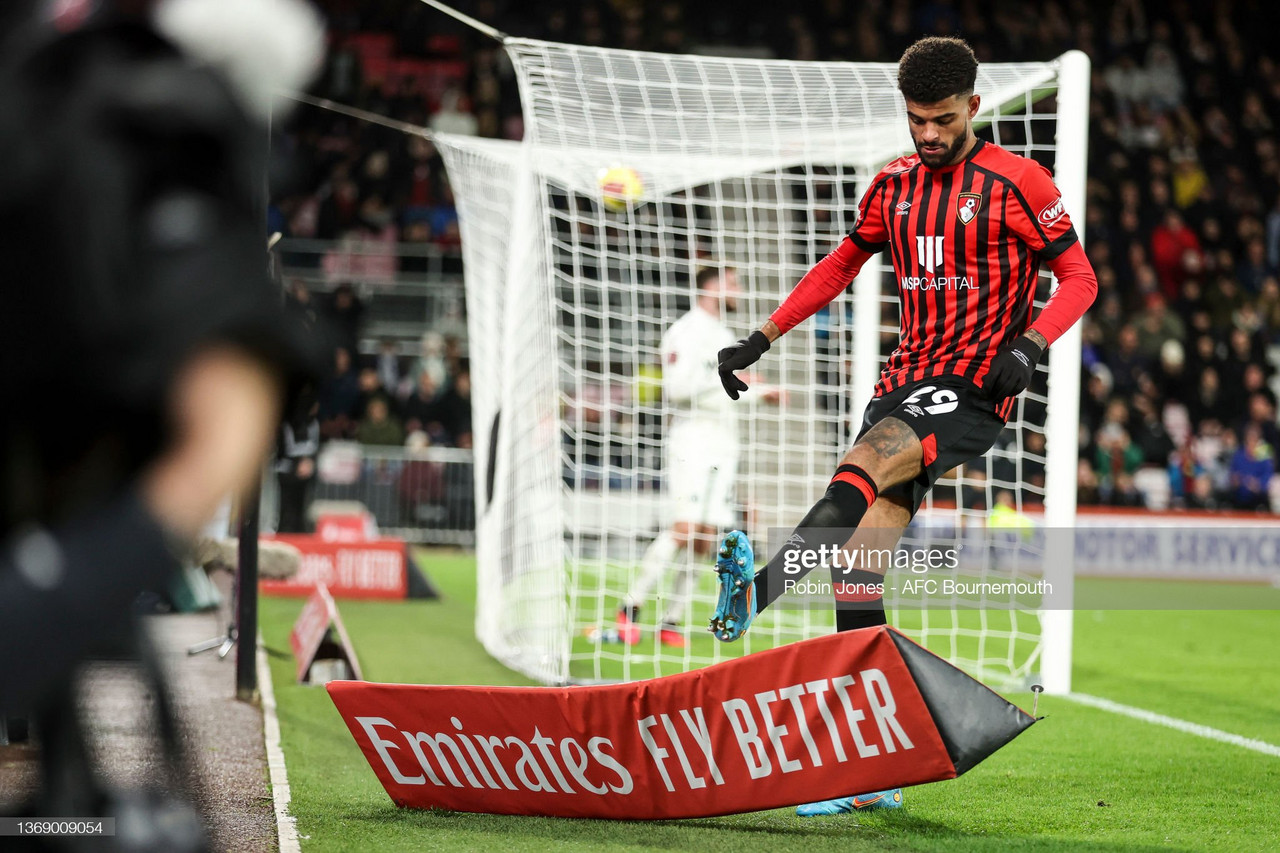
top-left (261, 551), bottom-right (1280, 852)
top-left (567, 560), bottom-right (1045, 686)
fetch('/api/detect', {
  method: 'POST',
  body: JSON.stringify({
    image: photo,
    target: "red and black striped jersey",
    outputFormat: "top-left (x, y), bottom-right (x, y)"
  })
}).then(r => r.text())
top-left (771, 139), bottom-right (1084, 420)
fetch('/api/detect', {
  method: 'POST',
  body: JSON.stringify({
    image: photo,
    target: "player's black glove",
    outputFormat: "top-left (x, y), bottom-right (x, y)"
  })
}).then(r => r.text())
top-left (717, 330), bottom-right (771, 400)
top-left (983, 333), bottom-right (1044, 402)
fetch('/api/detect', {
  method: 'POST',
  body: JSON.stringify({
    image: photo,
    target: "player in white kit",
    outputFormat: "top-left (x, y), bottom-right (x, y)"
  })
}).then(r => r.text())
top-left (618, 268), bottom-right (780, 646)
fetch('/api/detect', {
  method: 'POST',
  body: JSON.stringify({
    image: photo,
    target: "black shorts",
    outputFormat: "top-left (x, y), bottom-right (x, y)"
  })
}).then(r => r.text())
top-left (856, 375), bottom-right (1006, 515)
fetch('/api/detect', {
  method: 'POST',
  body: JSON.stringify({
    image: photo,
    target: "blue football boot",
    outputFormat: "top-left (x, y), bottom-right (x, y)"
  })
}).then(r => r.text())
top-left (796, 788), bottom-right (904, 816)
top-left (709, 531), bottom-right (756, 642)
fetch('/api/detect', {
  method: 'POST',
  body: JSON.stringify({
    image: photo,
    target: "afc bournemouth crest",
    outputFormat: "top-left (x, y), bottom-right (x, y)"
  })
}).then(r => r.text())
top-left (957, 192), bottom-right (982, 224)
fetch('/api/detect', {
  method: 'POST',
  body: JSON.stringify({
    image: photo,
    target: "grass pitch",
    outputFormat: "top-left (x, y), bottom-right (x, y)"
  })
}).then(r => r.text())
top-left (260, 550), bottom-right (1280, 852)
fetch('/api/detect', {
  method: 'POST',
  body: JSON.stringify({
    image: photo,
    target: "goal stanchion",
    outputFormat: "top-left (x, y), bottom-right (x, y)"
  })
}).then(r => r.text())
top-left (437, 38), bottom-right (1085, 689)
top-left (1040, 50), bottom-right (1092, 696)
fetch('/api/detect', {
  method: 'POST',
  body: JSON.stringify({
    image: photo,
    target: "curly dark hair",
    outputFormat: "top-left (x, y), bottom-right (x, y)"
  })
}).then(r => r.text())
top-left (897, 37), bottom-right (978, 103)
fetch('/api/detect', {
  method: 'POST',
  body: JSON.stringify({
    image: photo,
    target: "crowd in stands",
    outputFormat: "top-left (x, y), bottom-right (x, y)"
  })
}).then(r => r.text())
top-left (274, 277), bottom-right (473, 533)
top-left (279, 0), bottom-right (1278, 514)
top-left (290, 282), bottom-right (473, 448)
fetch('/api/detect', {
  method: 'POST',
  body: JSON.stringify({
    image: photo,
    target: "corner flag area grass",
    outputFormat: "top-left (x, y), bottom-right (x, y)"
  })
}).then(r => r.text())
top-left (260, 551), bottom-right (1280, 852)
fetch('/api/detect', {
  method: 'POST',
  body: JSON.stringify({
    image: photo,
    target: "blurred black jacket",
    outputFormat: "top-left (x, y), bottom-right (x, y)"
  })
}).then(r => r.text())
top-left (0, 14), bottom-right (316, 713)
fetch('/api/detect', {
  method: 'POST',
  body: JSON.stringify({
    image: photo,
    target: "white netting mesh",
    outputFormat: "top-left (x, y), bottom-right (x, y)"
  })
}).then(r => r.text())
top-left (439, 39), bottom-right (1082, 687)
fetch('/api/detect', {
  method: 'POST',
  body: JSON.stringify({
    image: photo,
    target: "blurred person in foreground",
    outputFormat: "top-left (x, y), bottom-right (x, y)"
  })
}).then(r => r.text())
top-left (0, 0), bottom-right (324, 845)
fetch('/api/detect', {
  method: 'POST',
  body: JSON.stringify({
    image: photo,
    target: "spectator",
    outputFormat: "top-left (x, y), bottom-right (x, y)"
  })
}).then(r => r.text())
top-left (1094, 423), bottom-right (1145, 506)
top-left (1204, 275), bottom-right (1246, 330)
top-left (1220, 327), bottom-right (1262, 401)
top-left (399, 219), bottom-right (435, 274)
top-left (1184, 473), bottom-right (1221, 509)
top-left (430, 87), bottom-right (479, 136)
top-left (322, 282), bottom-right (365, 357)
top-left (1154, 339), bottom-right (1188, 404)
top-left (1149, 209), bottom-right (1202, 298)
top-left (316, 174), bottom-right (361, 239)
top-left (1131, 393), bottom-right (1175, 465)
top-left (355, 395), bottom-right (406, 446)
top-left (1186, 333), bottom-right (1221, 380)
top-left (1133, 294), bottom-right (1185, 360)
top-left (1266, 196), bottom-right (1280, 269)
top-left (318, 346), bottom-right (361, 439)
top-left (436, 368), bottom-right (473, 444)
top-left (355, 365), bottom-right (387, 420)
top-left (285, 278), bottom-right (317, 327)
top-left (1077, 458), bottom-right (1101, 506)
top-left (1168, 443), bottom-right (1203, 506)
top-left (1237, 238), bottom-right (1273, 293)
top-left (397, 431), bottom-right (447, 523)
top-left (1186, 366), bottom-right (1230, 430)
top-left (376, 339), bottom-right (402, 395)
top-left (402, 369), bottom-right (446, 438)
top-left (1171, 151), bottom-right (1209, 210)
top-left (1239, 390), bottom-right (1280, 451)
top-left (1229, 424), bottom-right (1275, 510)
top-left (1080, 364), bottom-right (1114, 436)
top-left (409, 330), bottom-right (450, 390)
top-left (1106, 325), bottom-right (1149, 397)
top-left (1256, 276), bottom-right (1280, 339)
top-left (1193, 420), bottom-right (1235, 496)
top-left (276, 394), bottom-right (320, 533)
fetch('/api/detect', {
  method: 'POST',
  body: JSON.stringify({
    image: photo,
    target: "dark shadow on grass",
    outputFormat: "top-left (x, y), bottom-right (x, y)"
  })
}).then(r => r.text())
top-left (326, 802), bottom-right (1185, 853)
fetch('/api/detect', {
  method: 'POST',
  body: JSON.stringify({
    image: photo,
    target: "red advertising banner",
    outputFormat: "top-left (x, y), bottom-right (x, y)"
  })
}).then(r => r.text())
top-left (315, 513), bottom-right (377, 543)
top-left (328, 627), bottom-right (1023, 820)
top-left (261, 535), bottom-right (407, 599)
top-left (290, 584), bottom-right (363, 683)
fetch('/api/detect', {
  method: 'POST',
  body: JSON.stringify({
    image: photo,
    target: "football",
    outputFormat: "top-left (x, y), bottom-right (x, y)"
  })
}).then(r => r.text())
top-left (597, 165), bottom-right (644, 212)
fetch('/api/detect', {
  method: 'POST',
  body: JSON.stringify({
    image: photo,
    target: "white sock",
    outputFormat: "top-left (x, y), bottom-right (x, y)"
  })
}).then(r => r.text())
top-left (624, 531), bottom-right (681, 612)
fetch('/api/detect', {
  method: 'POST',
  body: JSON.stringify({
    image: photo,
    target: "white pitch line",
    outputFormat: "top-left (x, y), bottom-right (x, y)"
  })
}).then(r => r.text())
top-left (258, 636), bottom-right (302, 853)
top-left (1066, 692), bottom-right (1280, 758)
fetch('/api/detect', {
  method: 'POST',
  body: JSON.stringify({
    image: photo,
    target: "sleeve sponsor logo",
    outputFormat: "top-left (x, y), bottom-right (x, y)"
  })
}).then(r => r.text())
top-left (1037, 197), bottom-right (1066, 226)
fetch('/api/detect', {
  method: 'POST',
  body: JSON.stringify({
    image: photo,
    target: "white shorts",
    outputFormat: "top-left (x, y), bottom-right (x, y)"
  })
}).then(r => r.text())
top-left (665, 424), bottom-right (739, 528)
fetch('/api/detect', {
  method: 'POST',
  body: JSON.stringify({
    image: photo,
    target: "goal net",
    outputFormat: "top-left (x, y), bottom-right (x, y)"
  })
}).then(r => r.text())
top-left (436, 39), bottom-right (1087, 691)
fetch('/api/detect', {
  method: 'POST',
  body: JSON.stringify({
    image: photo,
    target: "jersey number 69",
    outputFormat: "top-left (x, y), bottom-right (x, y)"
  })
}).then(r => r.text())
top-left (902, 385), bottom-right (959, 415)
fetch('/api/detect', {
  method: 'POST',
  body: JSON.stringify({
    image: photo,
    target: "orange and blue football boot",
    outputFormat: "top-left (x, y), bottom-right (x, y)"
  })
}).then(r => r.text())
top-left (709, 531), bottom-right (756, 642)
top-left (796, 788), bottom-right (904, 815)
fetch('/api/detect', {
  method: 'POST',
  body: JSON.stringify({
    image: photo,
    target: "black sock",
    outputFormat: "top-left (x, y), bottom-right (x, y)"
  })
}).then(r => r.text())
top-left (833, 568), bottom-right (887, 632)
top-left (754, 464), bottom-right (878, 610)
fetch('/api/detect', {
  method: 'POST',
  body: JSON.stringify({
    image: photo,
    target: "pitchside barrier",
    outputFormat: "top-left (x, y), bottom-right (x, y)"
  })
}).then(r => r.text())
top-left (328, 626), bottom-right (1035, 819)
top-left (911, 506), bottom-right (1280, 583)
top-left (275, 237), bottom-right (464, 292)
top-left (262, 506), bottom-right (441, 600)
top-left (291, 583), bottom-right (363, 684)
top-left (312, 443), bottom-right (476, 546)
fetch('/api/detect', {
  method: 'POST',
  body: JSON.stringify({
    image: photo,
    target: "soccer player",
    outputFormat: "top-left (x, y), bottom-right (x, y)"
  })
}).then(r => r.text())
top-left (712, 37), bottom-right (1097, 815)
top-left (618, 267), bottom-right (780, 647)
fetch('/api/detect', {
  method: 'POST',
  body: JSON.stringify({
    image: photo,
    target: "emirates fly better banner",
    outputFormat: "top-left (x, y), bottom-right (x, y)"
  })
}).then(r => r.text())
top-left (327, 627), bottom-right (1035, 819)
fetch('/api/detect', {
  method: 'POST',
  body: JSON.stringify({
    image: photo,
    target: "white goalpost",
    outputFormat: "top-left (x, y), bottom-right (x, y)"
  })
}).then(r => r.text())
top-left (436, 38), bottom-right (1089, 692)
